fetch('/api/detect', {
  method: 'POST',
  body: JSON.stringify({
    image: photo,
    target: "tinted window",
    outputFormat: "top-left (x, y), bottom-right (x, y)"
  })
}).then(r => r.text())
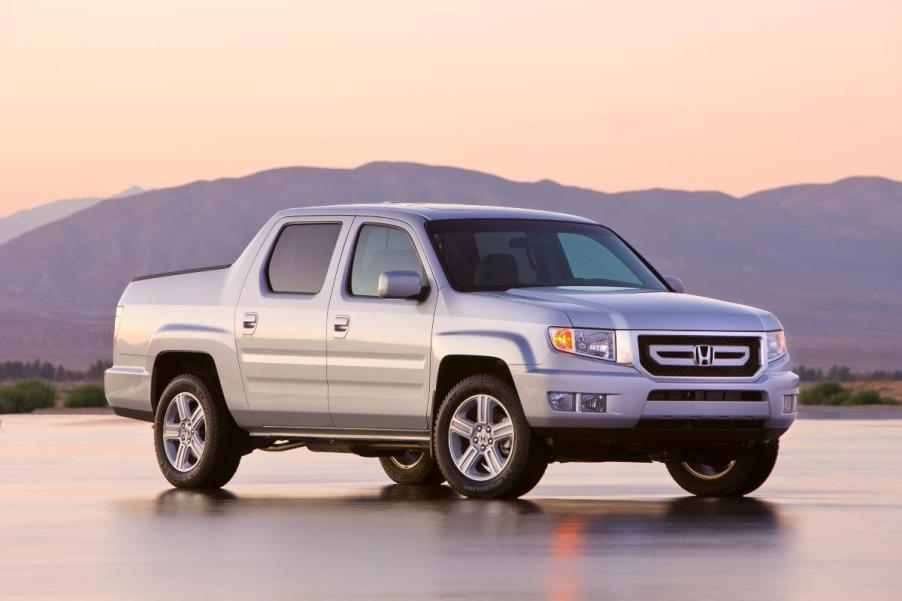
top-left (426, 219), bottom-right (666, 292)
top-left (267, 223), bottom-right (341, 293)
top-left (350, 225), bottom-right (425, 297)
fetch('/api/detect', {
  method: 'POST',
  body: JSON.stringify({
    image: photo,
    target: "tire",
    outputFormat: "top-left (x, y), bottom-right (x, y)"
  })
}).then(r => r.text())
top-left (379, 450), bottom-right (446, 485)
top-left (666, 440), bottom-right (780, 497)
top-left (434, 375), bottom-right (547, 499)
top-left (153, 374), bottom-right (245, 489)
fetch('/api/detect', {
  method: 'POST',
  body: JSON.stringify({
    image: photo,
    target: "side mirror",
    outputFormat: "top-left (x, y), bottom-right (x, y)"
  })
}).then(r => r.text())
top-left (663, 275), bottom-right (685, 293)
top-left (377, 270), bottom-right (426, 299)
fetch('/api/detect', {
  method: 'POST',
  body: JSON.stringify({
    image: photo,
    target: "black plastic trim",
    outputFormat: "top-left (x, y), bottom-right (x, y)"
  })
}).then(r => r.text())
top-left (647, 390), bottom-right (765, 401)
top-left (111, 406), bottom-right (154, 422)
top-left (535, 421), bottom-right (787, 463)
top-left (131, 264), bottom-right (231, 283)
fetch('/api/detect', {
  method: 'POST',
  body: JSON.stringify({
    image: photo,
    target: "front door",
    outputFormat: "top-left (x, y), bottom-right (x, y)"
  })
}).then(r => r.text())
top-left (235, 216), bottom-right (352, 427)
top-left (326, 218), bottom-right (438, 430)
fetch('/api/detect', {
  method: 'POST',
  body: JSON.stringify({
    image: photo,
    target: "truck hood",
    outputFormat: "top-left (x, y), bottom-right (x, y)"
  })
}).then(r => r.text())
top-left (495, 287), bottom-right (780, 331)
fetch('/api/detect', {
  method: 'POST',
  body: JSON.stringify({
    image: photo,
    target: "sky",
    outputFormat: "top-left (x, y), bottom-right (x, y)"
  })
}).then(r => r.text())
top-left (1, 0), bottom-right (900, 217)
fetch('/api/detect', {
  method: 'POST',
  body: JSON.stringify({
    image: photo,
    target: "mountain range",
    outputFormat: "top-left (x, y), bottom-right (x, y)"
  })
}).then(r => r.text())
top-left (0, 162), bottom-right (899, 370)
top-left (0, 186), bottom-right (145, 246)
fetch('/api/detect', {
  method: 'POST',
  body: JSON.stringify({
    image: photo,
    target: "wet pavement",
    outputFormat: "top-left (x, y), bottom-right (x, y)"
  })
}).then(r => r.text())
top-left (1, 413), bottom-right (901, 600)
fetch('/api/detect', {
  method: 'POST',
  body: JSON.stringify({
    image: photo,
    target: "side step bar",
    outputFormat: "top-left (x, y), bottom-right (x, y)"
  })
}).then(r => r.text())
top-left (244, 427), bottom-right (431, 455)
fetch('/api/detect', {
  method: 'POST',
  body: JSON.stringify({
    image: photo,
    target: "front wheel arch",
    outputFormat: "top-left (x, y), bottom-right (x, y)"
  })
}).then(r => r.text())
top-left (431, 355), bottom-right (518, 431)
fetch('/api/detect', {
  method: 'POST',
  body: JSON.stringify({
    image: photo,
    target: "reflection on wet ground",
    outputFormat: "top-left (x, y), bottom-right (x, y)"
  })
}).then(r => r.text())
top-left (1, 415), bottom-right (901, 600)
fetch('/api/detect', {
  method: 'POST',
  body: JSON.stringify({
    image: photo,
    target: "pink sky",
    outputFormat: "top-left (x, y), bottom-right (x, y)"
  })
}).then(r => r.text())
top-left (1, 0), bottom-right (900, 217)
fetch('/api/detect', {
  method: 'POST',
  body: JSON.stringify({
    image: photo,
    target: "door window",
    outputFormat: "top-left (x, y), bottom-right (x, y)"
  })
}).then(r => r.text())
top-left (266, 223), bottom-right (341, 294)
top-left (349, 225), bottom-right (425, 297)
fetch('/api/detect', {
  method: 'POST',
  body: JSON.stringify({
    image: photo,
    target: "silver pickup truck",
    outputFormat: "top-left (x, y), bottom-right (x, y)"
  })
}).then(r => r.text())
top-left (106, 203), bottom-right (798, 499)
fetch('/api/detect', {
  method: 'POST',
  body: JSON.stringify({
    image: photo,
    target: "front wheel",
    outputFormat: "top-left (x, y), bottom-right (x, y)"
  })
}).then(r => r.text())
top-left (666, 440), bottom-right (780, 497)
top-left (434, 375), bottom-right (547, 499)
top-left (379, 451), bottom-right (445, 485)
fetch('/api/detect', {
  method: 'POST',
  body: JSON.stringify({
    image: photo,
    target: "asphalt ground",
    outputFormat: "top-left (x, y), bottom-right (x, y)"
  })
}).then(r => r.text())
top-left (2, 413), bottom-right (900, 600)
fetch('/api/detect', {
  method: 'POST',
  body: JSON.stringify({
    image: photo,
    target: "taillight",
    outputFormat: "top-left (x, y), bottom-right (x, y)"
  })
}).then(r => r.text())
top-left (113, 305), bottom-right (124, 344)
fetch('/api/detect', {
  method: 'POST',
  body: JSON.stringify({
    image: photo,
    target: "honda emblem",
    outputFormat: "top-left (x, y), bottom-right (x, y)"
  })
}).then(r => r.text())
top-left (693, 345), bottom-right (714, 366)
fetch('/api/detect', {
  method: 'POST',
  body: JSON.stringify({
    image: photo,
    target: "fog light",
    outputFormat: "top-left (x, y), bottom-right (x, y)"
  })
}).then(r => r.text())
top-left (579, 393), bottom-right (607, 413)
top-left (548, 392), bottom-right (576, 412)
top-left (783, 394), bottom-right (798, 413)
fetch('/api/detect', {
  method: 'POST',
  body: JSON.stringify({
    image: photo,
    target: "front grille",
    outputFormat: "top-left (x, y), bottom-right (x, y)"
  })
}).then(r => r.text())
top-left (647, 390), bottom-right (765, 401)
top-left (638, 335), bottom-right (761, 377)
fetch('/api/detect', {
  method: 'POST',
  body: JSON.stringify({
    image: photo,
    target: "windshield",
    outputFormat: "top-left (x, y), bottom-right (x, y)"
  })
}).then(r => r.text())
top-left (426, 219), bottom-right (668, 292)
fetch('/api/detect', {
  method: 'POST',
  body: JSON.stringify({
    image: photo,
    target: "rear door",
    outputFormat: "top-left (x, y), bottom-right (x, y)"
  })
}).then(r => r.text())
top-left (235, 216), bottom-right (352, 427)
top-left (326, 218), bottom-right (438, 430)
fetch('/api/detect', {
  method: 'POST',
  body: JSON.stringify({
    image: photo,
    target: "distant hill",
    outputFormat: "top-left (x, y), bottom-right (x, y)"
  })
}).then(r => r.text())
top-left (0, 186), bottom-right (145, 246)
top-left (0, 162), bottom-right (898, 370)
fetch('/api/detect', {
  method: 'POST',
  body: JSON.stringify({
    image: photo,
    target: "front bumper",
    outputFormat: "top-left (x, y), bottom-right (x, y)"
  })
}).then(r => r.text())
top-left (511, 358), bottom-right (798, 431)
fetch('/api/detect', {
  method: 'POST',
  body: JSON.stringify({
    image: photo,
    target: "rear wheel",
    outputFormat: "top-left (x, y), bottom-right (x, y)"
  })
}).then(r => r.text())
top-left (379, 450), bottom-right (445, 485)
top-left (154, 374), bottom-right (244, 489)
top-left (666, 440), bottom-right (780, 497)
top-left (434, 375), bottom-right (546, 499)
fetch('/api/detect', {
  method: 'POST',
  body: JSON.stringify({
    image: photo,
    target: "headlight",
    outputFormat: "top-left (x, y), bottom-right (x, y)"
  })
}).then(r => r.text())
top-left (549, 327), bottom-right (616, 362)
top-left (766, 330), bottom-right (787, 362)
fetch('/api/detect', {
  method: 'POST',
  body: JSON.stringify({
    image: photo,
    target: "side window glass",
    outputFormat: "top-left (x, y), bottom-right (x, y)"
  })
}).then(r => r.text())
top-left (266, 223), bottom-right (341, 293)
top-left (350, 225), bottom-right (425, 297)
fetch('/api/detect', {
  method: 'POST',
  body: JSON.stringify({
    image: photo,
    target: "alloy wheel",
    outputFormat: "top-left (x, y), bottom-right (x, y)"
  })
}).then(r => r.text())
top-left (161, 392), bottom-right (206, 472)
top-left (681, 460), bottom-right (737, 480)
top-left (447, 394), bottom-right (515, 481)
top-left (389, 450), bottom-right (425, 470)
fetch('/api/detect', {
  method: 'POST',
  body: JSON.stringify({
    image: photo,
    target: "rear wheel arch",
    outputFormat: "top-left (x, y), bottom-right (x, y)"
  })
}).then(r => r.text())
top-left (151, 351), bottom-right (224, 413)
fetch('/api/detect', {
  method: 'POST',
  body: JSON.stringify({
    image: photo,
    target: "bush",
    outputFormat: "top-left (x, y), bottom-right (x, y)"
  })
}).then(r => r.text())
top-left (65, 384), bottom-right (108, 408)
top-left (823, 391), bottom-right (853, 406)
top-left (0, 379), bottom-right (57, 413)
top-left (800, 381), bottom-right (844, 405)
top-left (850, 389), bottom-right (895, 406)
top-left (800, 380), bottom-right (896, 406)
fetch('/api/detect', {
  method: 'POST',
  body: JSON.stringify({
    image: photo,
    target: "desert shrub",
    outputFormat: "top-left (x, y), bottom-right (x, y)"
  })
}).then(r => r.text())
top-left (65, 384), bottom-right (108, 408)
top-left (823, 391), bottom-right (853, 406)
top-left (800, 381), bottom-right (896, 405)
top-left (0, 379), bottom-right (57, 413)
top-left (850, 389), bottom-right (894, 405)
top-left (800, 381), bottom-right (845, 405)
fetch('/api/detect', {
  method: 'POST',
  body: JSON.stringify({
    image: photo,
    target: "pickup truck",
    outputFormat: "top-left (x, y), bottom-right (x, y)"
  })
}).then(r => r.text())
top-left (106, 203), bottom-right (798, 499)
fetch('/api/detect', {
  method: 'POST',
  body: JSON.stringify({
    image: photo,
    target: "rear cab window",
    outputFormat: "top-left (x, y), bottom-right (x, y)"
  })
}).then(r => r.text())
top-left (266, 223), bottom-right (342, 294)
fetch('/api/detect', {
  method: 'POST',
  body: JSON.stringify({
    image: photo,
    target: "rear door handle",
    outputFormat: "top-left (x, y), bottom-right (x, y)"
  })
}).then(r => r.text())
top-left (242, 312), bottom-right (258, 334)
top-left (333, 315), bottom-right (350, 338)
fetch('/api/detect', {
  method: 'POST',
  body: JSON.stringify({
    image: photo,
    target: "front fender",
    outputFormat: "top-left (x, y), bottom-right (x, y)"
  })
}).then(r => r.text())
top-left (432, 329), bottom-right (546, 367)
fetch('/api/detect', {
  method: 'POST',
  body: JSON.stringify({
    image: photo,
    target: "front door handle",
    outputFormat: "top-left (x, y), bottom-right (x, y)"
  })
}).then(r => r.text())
top-left (333, 315), bottom-right (350, 338)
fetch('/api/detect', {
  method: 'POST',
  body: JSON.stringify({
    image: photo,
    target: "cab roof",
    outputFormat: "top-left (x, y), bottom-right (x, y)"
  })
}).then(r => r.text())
top-left (271, 203), bottom-right (596, 224)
